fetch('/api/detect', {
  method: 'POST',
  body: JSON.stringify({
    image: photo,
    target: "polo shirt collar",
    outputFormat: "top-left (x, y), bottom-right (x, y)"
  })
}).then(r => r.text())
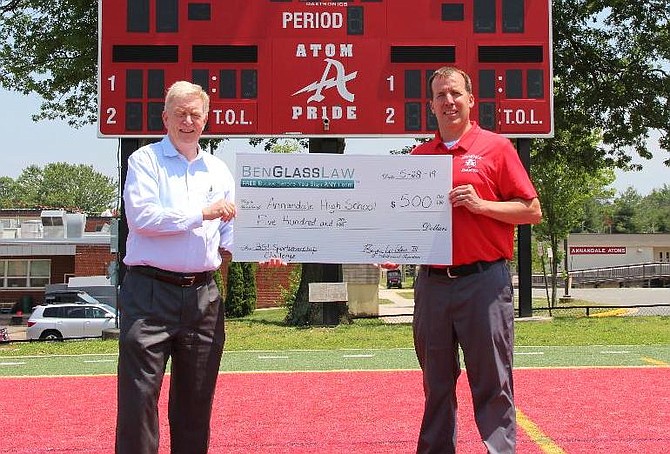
top-left (435, 121), bottom-right (481, 152)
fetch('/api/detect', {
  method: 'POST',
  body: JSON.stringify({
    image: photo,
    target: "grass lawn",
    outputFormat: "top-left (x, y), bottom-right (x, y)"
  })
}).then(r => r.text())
top-left (1, 308), bottom-right (668, 358)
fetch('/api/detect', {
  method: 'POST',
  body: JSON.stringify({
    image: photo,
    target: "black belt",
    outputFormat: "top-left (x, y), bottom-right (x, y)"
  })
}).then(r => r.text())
top-left (130, 265), bottom-right (213, 287)
top-left (426, 259), bottom-right (504, 278)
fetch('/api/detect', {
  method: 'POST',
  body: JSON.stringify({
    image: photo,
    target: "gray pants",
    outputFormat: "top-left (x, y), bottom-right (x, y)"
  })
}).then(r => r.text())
top-left (413, 261), bottom-right (516, 454)
top-left (116, 270), bottom-right (225, 454)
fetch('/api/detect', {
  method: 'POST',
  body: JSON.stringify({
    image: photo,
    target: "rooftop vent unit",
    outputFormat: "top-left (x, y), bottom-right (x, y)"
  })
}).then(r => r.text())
top-left (64, 213), bottom-right (86, 238)
top-left (41, 209), bottom-right (66, 239)
top-left (20, 219), bottom-right (43, 238)
top-left (1, 218), bottom-right (20, 238)
top-left (0, 218), bottom-right (19, 229)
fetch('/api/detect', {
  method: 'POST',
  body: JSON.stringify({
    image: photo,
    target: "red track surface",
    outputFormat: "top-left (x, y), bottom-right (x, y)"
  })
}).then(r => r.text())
top-left (0, 368), bottom-right (667, 453)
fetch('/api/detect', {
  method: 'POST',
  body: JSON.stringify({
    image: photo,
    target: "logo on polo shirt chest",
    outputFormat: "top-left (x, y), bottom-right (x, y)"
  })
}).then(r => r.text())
top-left (460, 154), bottom-right (483, 173)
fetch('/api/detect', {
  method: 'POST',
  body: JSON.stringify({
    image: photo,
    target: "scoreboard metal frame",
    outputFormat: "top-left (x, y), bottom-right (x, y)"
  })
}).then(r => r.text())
top-left (98, 0), bottom-right (553, 139)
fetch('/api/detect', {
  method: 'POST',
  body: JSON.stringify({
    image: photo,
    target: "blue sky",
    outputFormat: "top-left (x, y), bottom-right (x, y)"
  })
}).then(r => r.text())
top-left (1, 87), bottom-right (665, 195)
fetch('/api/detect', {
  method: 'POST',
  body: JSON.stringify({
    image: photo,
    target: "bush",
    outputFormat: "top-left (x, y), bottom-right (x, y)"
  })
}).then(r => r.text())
top-left (225, 262), bottom-right (253, 318)
top-left (242, 262), bottom-right (257, 312)
top-left (281, 265), bottom-right (305, 325)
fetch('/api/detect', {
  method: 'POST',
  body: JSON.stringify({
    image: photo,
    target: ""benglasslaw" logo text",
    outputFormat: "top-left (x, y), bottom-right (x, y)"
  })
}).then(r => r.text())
top-left (241, 165), bottom-right (355, 179)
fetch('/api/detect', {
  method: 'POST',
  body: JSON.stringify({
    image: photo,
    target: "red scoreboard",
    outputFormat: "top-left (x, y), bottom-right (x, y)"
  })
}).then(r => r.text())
top-left (98, 0), bottom-right (553, 138)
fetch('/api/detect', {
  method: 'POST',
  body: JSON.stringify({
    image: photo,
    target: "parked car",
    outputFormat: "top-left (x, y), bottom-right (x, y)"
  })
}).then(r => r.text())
top-left (386, 269), bottom-right (402, 289)
top-left (26, 303), bottom-right (118, 341)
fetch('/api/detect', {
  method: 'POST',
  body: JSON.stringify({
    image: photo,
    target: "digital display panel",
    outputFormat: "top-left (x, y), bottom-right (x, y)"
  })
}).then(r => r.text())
top-left (98, 0), bottom-right (553, 138)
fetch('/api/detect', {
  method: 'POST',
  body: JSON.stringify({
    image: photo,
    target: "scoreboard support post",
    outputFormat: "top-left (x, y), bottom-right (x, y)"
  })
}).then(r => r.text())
top-left (516, 138), bottom-right (533, 318)
top-left (118, 138), bottom-right (159, 284)
top-left (303, 138), bottom-right (345, 324)
top-left (117, 138), bottom-right (137, 284)
top-left (308, 137), bottom-right (345, 285)
top-left (518, 224), bottom-right (533, 317)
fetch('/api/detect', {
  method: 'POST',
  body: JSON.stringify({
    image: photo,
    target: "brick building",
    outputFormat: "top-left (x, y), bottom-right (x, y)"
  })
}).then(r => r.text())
top-left (0, 209), bottom-right (116, 311)
top-left (1, 209), bottom-right (295, 311)
top-left (254, 262), bottom-right (298, 309)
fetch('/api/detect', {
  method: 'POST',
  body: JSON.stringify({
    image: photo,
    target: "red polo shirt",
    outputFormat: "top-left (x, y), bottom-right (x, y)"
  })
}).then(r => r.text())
top-left (411, 122), bottom-right (538, 266)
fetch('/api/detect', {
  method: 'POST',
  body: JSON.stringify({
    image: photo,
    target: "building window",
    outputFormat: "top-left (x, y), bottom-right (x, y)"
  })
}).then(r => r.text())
top-left (29, 260), bottom-right (51, 287)
top-left (1, 259), bottom-right (51, 288)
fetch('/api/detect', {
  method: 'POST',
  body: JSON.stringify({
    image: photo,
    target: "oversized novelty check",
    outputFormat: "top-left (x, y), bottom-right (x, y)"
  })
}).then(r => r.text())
top-left (233, 153), bottom-right (452, 264)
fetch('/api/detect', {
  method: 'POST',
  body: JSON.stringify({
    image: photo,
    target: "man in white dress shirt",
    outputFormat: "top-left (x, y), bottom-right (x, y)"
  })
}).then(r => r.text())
top-left (116, 81), bottom-right (237, 454)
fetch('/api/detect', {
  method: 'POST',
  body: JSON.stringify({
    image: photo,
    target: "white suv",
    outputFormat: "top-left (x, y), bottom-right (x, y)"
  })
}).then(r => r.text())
top-left (27, 303), bottom-right (118, 340)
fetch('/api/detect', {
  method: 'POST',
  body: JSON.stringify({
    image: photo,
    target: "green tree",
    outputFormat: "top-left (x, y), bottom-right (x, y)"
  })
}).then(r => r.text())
top-left (639, 185), bottom-right (670, 233)
top-left (41, 162), bottom-right (117, 213)
top-left (224, 262), bottom-right (257, 318)
top-left (552, 0), bottom-right (670, 167)
top-left (527, 0), bottom-right (669, 305)
top-left (241, 262), bottom-right (257, 314)
top-left (280, 263), bottom-right (302, 317)
top-left (224, 262), bottom-right (246, 318)
top-left (575, 185), bottom-right (670, 234)
top-left (6, 162), bottom-right (117, 213)
top-left (249, 138), bottom-right (308, 152)
top-left (533, 126), bottom-right (615, 306)
top-left (12, 165), bottom-right (42, 207)
top-left (268, 139), bottom-right (306, 154)
top-left (579, 197), bottom-right (610, 234)
top-left (611, 187), bottom-right (644, 233)
top-left (0, 176), bottom-right (18, 206)
top-left (0, 0), bottom-right (96, 125)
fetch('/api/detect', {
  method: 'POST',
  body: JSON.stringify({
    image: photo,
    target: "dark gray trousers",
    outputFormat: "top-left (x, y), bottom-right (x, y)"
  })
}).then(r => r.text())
top-left (116, 270), bottom-right (225, 454)
top-left (413, 261), bottom-right (516, 454)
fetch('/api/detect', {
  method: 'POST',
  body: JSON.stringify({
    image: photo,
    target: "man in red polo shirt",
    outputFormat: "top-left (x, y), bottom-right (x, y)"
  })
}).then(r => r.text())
top-left (410, 66), bottom-right (542, 453)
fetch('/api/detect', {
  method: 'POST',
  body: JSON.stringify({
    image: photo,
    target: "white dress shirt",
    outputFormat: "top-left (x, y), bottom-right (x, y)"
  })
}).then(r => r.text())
top-left (123, 136), bottom-right (234, 273)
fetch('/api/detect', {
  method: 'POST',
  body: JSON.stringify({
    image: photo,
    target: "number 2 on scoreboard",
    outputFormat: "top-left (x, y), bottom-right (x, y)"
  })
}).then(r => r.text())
top-left (385, 107), bottom-right (395, 124)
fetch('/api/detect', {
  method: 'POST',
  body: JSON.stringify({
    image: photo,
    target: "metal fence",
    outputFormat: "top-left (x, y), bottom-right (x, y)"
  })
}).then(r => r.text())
top-left (377, 303), bottom-right (670, 323)
top-left (528, 304), bottom-right (670, 318)
top-left (569, 262), bottom-right (670, 287)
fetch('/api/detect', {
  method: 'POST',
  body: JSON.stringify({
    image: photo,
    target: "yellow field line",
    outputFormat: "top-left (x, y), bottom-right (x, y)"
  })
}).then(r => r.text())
top-left (589, 308), bottom-right (630, 317)
top-left (517, 408), bottom-right (566, 454)
top-left (641, 356), bottom-right (669, 366)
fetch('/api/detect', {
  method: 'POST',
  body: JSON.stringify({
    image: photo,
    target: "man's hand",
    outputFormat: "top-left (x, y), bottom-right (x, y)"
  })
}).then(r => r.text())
top-left (203, 199), bottom-right (237, 221)
top-left (449, 184), bottom-right (483, 212)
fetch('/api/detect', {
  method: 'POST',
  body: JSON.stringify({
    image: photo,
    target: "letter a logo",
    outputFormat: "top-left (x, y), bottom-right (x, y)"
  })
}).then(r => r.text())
top-left (292, 58), bottom-right (358, 103)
